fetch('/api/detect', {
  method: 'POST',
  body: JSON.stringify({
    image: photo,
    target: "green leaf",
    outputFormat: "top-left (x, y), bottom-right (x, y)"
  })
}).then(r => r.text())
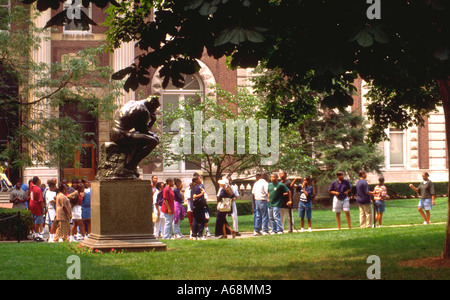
top-left (245, 28), bottom-right (265, 43)
top-left (372, 25), bottom-right (390, 44)
top-left (356, 27), bottom-right (373, 47)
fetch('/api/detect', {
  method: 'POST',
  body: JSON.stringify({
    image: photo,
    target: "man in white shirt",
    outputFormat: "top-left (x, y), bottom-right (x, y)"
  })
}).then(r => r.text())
top-left (252, 172), bottom-right (269, 235)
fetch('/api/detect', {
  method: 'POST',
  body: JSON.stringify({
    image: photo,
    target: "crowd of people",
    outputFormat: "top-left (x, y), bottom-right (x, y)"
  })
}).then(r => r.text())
top-left (251, 169), bottom-right (437, 235)
top-left (152, 173), bottom-right (241, 240)
top-left (9, 177), bottom-right (91, 242)
top-left (7, 168), bottom-right (436, 242)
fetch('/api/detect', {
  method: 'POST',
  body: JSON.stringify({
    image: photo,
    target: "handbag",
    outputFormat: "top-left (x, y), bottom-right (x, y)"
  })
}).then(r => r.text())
top-left (152, 212), bottom-right (160, 223)
top-left (217, 197), bottom-right (232, 213)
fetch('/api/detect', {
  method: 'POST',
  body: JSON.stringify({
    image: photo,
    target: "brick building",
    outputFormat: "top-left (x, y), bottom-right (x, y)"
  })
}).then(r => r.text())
top-left (1, 2), bottom-right (448, 195)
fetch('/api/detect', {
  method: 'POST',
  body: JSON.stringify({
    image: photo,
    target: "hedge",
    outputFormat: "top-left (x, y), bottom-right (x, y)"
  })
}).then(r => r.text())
top-left (0, 208), bottom-right (33, 241)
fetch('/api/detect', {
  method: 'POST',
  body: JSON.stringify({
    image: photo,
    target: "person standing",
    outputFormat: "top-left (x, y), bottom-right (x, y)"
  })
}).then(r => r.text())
top-left (268, 173), bottom-right (291, 234)
top-left (173, 178), bottom-right (186, 238)
top-left (190, 176), bottom-right (207, 240)
top-left (373, 177), bottom-right (389, 228)
top-left (9, 179), bottom-right (27, 210)
top-left (29, 176), bottom-right (45, 242)
top-left (409, 172), bottom-right (436, 225)
top-left (161, 178), bottom-right (175, 239)
top-left (226, 175), bottom-right (241, 236)
top-left (45, 179), bottom-right (58, 242)
top-left (151, 175), bottom-right (158, 193)
top-left (184, 182), bottom-right (193, 238)
top-left (215, 180), bottom-right (237, 239)
top-left (292, 177), bottom-right (314, 232)
top-left (152, 182), bottom-right (165, 238)
top-left (53, 183), bottom-right (75, 242)
top-left (252, 172), bottom-right (269, 236)
top-left (356, 170), bottom-right (374, 229)
top-left (328, 171), bottom-right (352, 230)
top-left (279, 170), bottom-right (294, 233)
top-left (81, 179), bottom-right (91, 237)
top-left (69, 184), bottom-right (86, 241)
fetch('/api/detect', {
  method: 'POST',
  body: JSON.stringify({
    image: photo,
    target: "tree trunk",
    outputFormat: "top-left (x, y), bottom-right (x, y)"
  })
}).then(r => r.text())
top-left (437, 78), bottom-right (450, 259)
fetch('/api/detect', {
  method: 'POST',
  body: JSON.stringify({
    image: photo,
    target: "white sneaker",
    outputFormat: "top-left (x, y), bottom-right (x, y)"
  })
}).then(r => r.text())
top-left (300, 228), bottom-right (304, 232)
top-left (277, 231), bottom-right (284, 235)
top-left (308, 227), bottom-right (312, 232)
top-left (201, 236), bottom-right (207, 240)
top-left (205, 229), bottom-right (211, 237)
top-left (262, 231), bottom-right (270, 235)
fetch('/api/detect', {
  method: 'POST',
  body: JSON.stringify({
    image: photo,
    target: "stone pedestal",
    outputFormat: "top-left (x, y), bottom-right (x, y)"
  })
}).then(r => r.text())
top-left (80, 180), bottom-right (166, 252)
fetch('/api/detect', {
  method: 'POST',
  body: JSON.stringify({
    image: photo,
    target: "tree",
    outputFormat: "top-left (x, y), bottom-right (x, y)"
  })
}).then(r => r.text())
top-left (252, 67), bottom-right (384, 186)
top-left (305, 109), bottom-right (384, 186)
top-left (161, 85), bottom-right (314, 193)
top-left (28, 0), bottom-right (450, 258)
top-left (0, 3), bottom-right (122, 178)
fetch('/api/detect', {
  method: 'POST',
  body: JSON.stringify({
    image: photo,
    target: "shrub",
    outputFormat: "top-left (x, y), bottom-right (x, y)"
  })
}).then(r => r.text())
top-left (0, 208), bottom-right (33, 241)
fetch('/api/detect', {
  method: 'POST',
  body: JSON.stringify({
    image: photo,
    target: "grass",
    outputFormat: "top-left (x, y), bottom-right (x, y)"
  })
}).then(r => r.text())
top-left (0, 198), bottom-right (449, 280)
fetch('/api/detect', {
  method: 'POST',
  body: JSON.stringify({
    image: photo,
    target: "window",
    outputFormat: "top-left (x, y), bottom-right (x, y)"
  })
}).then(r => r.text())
top-left (388, 128), bottom-right (404, 166)
top-left (63, 0), bottom-right (92, 33)
top-left (0, 0), bottom-right (10, 31)
top-left (161, 74), bottom-right (203, 172)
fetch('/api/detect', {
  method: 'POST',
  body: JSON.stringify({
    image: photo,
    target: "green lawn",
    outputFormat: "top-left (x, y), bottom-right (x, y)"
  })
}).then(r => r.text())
top-left (0, 198), bottom-right (449, 280)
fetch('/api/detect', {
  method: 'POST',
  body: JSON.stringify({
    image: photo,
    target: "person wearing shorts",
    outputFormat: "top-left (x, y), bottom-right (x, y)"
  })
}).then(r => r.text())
top-left (29, 176), bottom-right (45, 242)
top-left (410, 172), bottom-right (435, 225)
top-left (328, 171), bottom-right (352, 230)
top-left (373, 177), bottom-right (389, 227)
top-left (293, 177), bottom-right (314, 232)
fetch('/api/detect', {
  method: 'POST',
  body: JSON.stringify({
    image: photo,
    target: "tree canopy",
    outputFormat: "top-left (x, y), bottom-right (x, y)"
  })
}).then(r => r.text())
top-left (23, 0), bottom-right (450, 258)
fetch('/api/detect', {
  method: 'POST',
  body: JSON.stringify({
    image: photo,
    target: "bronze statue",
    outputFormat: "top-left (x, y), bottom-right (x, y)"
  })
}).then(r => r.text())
top-left (97, 97), bottom-right (160, 180)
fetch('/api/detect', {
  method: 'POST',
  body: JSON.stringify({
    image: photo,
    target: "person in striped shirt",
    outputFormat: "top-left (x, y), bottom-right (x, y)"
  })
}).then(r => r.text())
top-left (373, 177), bottom-right (389, 228)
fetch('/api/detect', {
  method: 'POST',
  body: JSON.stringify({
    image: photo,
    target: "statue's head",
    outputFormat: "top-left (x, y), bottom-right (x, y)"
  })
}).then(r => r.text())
top-left (145, 96), bottom-right (161, 112)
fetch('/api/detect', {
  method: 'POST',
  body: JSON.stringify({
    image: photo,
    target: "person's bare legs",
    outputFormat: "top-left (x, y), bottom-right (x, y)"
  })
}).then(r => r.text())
top-left (418, 207), bottom-right (429, 224)
top-left (344, 211), bottom-right (351, 229)
top-left (336, 212), bottom-right (341, 230)
top-left (377, 212), bottom-right (383, 226)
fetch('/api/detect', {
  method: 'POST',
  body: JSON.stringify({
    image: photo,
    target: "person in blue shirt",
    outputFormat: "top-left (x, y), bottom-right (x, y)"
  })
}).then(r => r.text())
top-left (356, 170), bottom-right (374, 228)
top-left (292, 176), bottom-right (314, 232)
top-left (81, 180), bottom-right (91, 237)
top-left (328, 171), bottom-right (352, 230)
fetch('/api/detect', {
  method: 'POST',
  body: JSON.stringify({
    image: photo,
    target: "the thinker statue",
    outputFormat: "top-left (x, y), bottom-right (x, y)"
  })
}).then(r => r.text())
top-left (96, 97), bottom-right (160, 180)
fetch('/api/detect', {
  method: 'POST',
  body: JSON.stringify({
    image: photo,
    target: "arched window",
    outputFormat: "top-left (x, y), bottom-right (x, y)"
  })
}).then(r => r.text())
top-left (162, 74), bottom-right (203, 172)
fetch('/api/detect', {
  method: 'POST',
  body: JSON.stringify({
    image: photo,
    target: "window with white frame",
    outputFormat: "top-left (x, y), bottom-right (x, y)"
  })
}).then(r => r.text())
top-left (162, 74), bottom-right (203, 172)
top-left (0, 0), bottom-right (10, 31)
top-left (63, 0), bottom-right (92, 33)
top-left (388, 128), bottom-right (405, 166)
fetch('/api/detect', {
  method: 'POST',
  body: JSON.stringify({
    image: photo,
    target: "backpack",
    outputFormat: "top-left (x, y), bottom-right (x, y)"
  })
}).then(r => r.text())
top-left (156, 190), bottom-right (164, 207)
